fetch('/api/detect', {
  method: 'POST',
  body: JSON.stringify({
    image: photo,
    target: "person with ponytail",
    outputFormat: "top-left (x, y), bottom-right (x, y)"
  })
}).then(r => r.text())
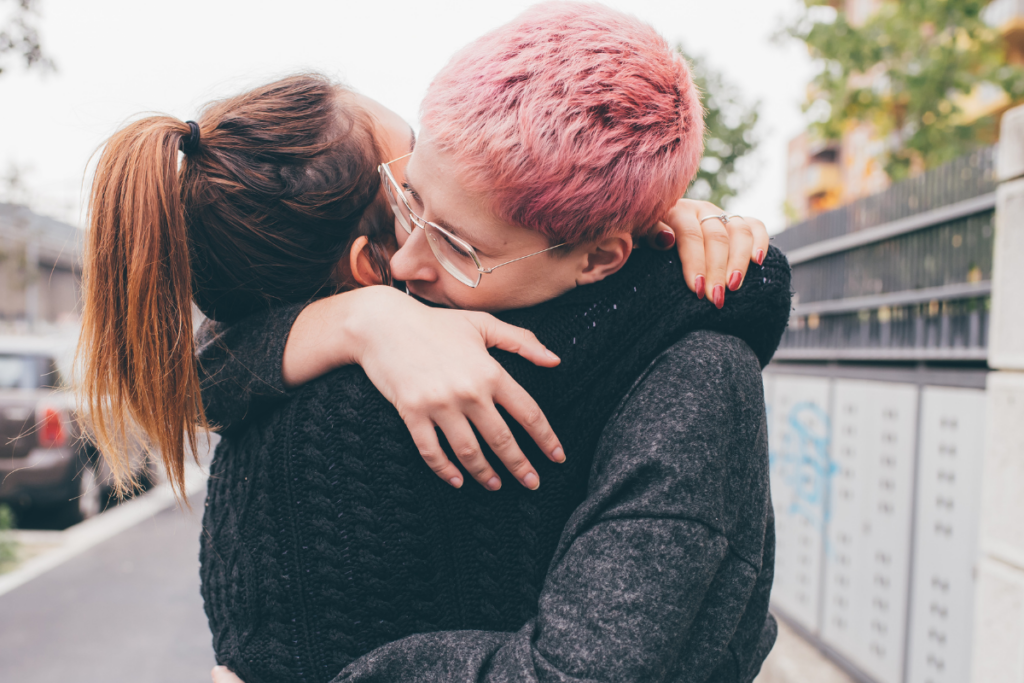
top-left (78, 75), bottom-right (574, 498)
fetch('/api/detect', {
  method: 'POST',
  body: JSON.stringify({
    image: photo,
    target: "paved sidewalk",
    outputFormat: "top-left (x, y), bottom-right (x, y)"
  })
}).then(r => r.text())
top-left (0, 486), bottom-right (214, 683)
top-left (0, 471), bottom-right (855, 683)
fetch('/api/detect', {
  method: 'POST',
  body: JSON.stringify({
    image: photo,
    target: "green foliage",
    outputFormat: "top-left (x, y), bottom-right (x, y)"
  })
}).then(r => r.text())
top-left (682, 50), bottom-right (761, 208)
top-left (0, 0), bottom-right (54, 76)
top-left (0, 504), bottom-right (17, 571)
top-left (784, 0), bottom-right (1024, 181)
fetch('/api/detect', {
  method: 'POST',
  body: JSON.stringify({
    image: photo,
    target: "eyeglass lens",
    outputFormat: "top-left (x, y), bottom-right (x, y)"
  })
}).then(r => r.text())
top-left (424, 225), bottom-right (480, 287)
top-left (382, 163), bottom-right (482, 287)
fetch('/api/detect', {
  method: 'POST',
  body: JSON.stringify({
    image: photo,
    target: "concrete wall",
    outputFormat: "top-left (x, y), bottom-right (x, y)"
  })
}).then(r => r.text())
top-left (971, 103), bottom-right (1024, 683)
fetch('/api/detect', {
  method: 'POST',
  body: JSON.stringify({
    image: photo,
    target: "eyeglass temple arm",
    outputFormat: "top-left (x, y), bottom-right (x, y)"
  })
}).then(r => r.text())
top-left (478, 242), bottom-right (569, 273)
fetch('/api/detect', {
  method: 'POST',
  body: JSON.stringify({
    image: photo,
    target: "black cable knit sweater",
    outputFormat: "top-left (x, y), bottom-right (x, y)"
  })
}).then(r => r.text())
top-left (198, 247), bottom-right (791, 683)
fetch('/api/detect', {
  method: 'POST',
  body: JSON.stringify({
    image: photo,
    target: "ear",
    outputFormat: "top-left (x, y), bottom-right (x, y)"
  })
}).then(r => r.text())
top-left (349, 235), bottom-right (384, 287)
top-left (574, 234), bottom-right (634, 286)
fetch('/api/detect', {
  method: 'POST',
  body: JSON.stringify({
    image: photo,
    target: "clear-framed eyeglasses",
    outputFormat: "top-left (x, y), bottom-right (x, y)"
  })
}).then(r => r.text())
top-left (378, 153), bottom-right (567, 288)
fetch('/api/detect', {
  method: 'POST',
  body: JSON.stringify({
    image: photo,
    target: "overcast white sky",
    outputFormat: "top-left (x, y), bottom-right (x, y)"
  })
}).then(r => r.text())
top-left (0, 0), bottom-right (814, 231)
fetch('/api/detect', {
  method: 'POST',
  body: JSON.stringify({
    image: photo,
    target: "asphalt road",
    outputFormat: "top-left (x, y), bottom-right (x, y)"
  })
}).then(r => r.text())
top-left (0, 485), bottom-right (215, 683)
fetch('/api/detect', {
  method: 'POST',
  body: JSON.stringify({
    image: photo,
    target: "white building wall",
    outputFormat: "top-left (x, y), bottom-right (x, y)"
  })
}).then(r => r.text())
top-left (970, 103), bottom-right (1024, 683)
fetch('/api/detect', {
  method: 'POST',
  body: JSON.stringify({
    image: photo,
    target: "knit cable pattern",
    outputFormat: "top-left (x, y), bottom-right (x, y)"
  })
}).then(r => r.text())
top-left (201, 247), bottom-right (792, 683)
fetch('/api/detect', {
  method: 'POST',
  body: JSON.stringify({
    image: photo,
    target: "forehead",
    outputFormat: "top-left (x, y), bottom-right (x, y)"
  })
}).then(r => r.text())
top-left (406, 135), bottom-right (547, 250)
top-left (406, 137), bottom-right (489, 226)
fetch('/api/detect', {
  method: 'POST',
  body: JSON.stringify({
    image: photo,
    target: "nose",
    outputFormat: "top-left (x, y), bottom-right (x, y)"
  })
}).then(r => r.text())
top-left (390, 226), bottom-right (440, 285)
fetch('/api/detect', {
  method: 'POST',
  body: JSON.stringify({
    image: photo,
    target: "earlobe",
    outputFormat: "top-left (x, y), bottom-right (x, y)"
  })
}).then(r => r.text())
top-left (576, 234), bottom-right (633, 286)
top-left (349, 235), bottom-right (383, 287)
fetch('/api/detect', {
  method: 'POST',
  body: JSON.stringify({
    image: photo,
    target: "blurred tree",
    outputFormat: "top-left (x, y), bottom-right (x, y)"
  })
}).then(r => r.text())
top-left (683, 50), bottom-right (760, 208)
top-left (785, 0), bottom-right (1024, 181)
top-left (0, 0), bottom-right (54, 76)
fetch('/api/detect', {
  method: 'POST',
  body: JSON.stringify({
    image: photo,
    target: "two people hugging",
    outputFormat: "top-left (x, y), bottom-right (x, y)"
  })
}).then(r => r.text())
top-left (79, 2), bottom-right (791, 682)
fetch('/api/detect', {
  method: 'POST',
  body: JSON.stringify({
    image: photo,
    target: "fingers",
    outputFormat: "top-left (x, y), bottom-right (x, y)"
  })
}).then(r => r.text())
top-left (748, 215), bottom-right (770, 267)
top-left (479, 316), bottom-right (560, 368)
top-left (433, 413), bottom-right (503, 491)
top-left (699, 215), bottom-right (731, 310)
top-left (406, 418), bottom-right (466, 489)
top-left (493, 373), bottom-right (565, 465)
top-left (656, 212), bottom-right (707, 298)
top-left (724, 217), bottom-right (755, 293)
top-left (657, 198), bottom-right (773, 305)
top-left (466, 401), bottom-right (541, 490)
top-left (643, 222), bottom-right (677, 251)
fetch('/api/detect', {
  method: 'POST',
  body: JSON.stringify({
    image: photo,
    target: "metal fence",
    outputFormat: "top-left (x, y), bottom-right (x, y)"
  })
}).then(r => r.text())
top-left (774, 147), bottom-right (996, 255)
top-left (776, 147), bottom-right (997, 361)
top-left (766, 147), bottom-right (996, 683)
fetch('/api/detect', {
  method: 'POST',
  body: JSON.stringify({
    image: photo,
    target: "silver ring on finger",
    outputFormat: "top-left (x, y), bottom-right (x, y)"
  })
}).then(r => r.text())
top-left (700, 214), bottom-right (730, 225)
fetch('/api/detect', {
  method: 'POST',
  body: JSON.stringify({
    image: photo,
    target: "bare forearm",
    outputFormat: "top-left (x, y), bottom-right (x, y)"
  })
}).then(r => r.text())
top-left (281, 286), bottom-right (399, 388)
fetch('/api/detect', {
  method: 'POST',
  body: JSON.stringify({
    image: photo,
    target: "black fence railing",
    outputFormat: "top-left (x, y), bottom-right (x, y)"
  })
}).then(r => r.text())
top-left (780, 297), bottom-right (990, 361)
top-left (775, 147), bottom-right (997, 362)
top-left (789, 212), bottom-right (994, 304)
top-left (775, 146), bottom-right (997, 254)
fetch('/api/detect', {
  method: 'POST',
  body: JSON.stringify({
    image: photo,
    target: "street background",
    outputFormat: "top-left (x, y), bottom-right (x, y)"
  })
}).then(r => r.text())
top-left (0, 487), bottom-right (213, 683)
top-left (3, 1), bottom-right (1024, 683)
top-left (0, 0), bottom-right (813, 230)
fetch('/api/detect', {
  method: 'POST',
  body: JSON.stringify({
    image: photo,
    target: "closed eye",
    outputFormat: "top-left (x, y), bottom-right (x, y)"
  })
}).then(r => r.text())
top-left (402, 183), bottom-right (423, 206)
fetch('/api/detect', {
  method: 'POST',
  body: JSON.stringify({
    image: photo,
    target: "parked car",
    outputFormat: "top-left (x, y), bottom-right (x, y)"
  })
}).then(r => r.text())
top-left (0, 334), bottom-right (151, 525)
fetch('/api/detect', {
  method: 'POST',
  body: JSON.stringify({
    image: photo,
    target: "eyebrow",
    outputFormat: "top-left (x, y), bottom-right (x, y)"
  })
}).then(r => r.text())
top-left (409, 128), bottom-right (416, 152)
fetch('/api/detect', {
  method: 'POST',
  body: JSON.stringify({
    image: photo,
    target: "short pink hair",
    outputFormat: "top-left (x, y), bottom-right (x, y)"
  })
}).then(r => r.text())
top-left (420, 1), bottom-right (704, 244)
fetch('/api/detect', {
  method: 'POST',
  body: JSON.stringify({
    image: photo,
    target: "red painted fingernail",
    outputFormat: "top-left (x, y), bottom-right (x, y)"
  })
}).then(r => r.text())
top-left (756, 249), bottom-right (765, 266)
top-left (695, 275), bottom-right (706, 300)
top-left (713, 285), bottom-right (725, 309)
top-left (728, 270), bottom-right (743, 291)
top-left (654, 229), bottom-right (675, 249)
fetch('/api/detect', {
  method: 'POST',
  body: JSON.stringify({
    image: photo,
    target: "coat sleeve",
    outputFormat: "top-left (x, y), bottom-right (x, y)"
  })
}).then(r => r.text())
top-left (196, 303), bottom-right (306, 432)
top-left (332, 331), bottom-right (768, 683)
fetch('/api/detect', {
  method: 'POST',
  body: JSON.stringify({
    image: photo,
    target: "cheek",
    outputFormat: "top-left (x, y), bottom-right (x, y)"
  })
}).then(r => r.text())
top-left (394, 218), bottom-right (408, 247)
top-left (440, 283), bottom-right (494, 311)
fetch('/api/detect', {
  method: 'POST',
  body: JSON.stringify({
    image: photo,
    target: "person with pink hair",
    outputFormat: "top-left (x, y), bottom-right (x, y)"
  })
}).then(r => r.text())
top-left (391, 0), bottom-right (762, 313)
top-left (209, 3), bottom-right (781, 682)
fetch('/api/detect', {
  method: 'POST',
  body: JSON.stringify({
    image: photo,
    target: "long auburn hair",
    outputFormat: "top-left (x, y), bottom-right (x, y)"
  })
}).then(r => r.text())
top-left (78, 74), bottom-right (387, 499)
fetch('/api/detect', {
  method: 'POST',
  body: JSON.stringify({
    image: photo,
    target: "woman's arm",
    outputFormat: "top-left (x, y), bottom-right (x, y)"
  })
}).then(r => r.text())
top-left (199, 199), bottom-right (770, 422)
top-left (196, 303), bottom-right (306, 431)
top-left (197, 202), bottom-right (773, 490)
top-left (197, 287), bottom-right (564, 491)
top-left (277, 331), bottom-right (772, 683)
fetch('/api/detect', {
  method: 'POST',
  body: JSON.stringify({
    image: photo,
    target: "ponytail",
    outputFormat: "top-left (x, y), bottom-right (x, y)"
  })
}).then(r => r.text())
top-left (77, 74), bottom-right (384, 501)
top-left (78, 116), bottom-right (205, 500)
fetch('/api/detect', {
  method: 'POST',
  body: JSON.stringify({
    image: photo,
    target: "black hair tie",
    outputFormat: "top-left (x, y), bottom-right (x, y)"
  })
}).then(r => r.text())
top-left (181, 120), bottom-right (201, 155)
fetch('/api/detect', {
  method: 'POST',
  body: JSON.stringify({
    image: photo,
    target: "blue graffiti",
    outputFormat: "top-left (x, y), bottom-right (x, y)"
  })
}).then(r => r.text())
top-left (769, 400), bottom-right (836, 529)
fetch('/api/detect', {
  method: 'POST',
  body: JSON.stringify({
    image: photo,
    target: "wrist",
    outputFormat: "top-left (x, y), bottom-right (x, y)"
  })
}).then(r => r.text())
top-left (337, 286), bottom-right (401, 367)
top-left (281, 288), bottom-right (388, 387)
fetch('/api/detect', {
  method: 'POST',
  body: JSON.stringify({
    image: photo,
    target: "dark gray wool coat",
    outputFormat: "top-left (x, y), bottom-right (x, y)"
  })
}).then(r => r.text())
top-left (197, 247), bottom-right (791, 683)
